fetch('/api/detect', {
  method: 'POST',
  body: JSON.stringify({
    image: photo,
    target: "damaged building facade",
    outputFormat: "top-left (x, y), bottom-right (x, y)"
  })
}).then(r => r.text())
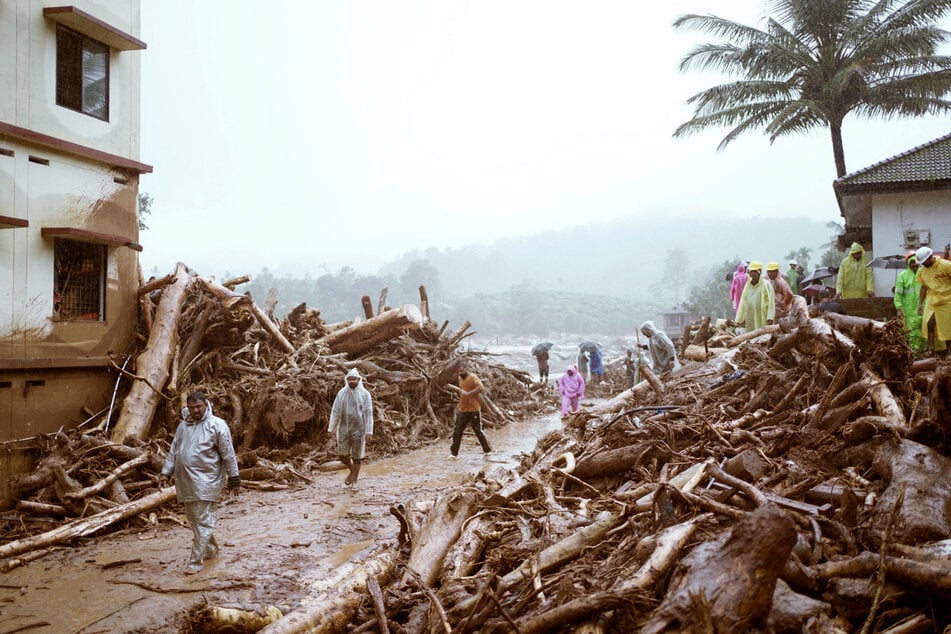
top-left (1, 1), bottom-right (150, 504)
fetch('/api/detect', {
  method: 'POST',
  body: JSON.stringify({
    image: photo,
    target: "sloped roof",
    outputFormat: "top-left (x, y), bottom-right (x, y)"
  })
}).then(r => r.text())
top-left (835, 132), bottom-right (951, 193)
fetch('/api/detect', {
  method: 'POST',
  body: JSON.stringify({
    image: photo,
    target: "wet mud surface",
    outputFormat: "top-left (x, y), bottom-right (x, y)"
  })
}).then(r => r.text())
top-left (0, 409), bottom-right (567, 633)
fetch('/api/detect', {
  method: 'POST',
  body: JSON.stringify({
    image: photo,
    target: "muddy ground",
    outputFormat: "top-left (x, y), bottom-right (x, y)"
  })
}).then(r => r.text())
top-left (0, 406), bottom-right (568, 634)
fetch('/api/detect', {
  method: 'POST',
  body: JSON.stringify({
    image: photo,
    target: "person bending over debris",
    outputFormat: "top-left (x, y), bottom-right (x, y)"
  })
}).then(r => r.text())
top-left (158, 391), bottom-right (241, 575)
top-left (640, 321), bottom-right (680, 374)
top-left (558, 364), bottom-right (585, 416)
top-left (448, 361), bottom-right (492, 458)
top-left (329, 368), bottom-right (374, 486)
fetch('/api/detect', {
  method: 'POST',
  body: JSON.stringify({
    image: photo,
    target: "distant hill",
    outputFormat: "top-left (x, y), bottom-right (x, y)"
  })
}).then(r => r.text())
top-left (380, 215), bottom-right (835, 301)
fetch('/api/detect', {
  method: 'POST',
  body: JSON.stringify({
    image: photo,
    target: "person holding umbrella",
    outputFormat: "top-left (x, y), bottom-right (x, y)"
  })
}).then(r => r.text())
top-left (531, 342), bottom-right (553, 384)
top-left (894, 252), bottom-right (924, 352)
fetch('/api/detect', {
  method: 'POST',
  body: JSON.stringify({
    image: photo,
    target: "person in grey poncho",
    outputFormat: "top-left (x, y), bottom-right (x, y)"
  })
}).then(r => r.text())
top-left (159, 392), bottom-right (240, 574)
top-left (640, 321), bottom-right (680, 374)
top-left (329, 368), bottom-right (374, 486)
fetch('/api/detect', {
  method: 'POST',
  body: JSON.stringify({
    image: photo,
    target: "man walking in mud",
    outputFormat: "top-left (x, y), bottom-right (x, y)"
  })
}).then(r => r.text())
top-left (329, 368), bottom-right (374, 486)
top-left (158, 391), bottom-right (241, 575)
top-left (448, 360), bottom-right (492, 458)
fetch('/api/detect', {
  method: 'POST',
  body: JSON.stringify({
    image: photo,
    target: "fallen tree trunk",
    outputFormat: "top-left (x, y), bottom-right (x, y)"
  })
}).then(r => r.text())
top-left (869, 439), bottom-right (951, 547)
top-left (405, 490), bottom-right (479, 587)
top-left (259, 546), bottom-right (400, 634)
top-left (318, 304), bottom-right (424, 356)
top-left (0, 487), bottom-right (176, 561)
top-left (640, 504), bottom-right (796, 634)
top-left (63, 452), bottom-right (151, 500)
top-left (111, 263), bottom-right (191, 444)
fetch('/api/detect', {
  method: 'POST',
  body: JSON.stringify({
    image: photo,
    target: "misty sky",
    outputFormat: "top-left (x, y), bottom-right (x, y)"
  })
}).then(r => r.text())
top-left (138, 1), bottom-right (951, 278)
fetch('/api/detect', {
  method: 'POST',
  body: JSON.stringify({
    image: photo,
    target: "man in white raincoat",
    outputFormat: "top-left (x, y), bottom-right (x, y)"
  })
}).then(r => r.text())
top-left (158, 392), bottom-right (240, 575)
top-left (640, 321), bottom-right (680, 374)
top-left (329, 368), bottom-right (374, 486)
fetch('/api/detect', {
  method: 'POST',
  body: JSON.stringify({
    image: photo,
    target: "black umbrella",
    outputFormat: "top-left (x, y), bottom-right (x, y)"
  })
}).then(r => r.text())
top-left (531, 341), bottom-right (554, 356)
top-left (867, 255), bottom-right (908, 270)
top-left (800, 266), bottom-right (838, 285)
top-left (578, 341), bottom-right (602, 354)
top-left (800, 283), bottom-right (836, 298)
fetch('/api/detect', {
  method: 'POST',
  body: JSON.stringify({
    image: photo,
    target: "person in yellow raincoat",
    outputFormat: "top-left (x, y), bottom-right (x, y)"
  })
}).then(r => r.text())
top-left (915, 246), bottom-right (951, 354)
top-left (835, 242), bottom-right (875, 298)
top-left (735, 261), bottom-right (775, 330)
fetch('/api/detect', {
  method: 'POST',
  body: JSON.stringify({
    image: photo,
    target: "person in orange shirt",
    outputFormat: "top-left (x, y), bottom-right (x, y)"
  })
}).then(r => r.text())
top-left (449, 361), bottom-right (492, 458)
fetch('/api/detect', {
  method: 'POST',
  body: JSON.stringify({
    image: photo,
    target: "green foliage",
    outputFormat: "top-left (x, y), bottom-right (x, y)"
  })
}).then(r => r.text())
top-left (674, 0), bottom-right (951, 176)
top-left (137, 193), bottom-right (153, 231)
top-left (685, 259), bottom-right (737, 320)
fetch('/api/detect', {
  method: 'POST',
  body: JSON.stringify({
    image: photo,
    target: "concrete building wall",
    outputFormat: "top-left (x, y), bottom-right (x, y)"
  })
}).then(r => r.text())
top-left (871, 191), bottom-right (951, 297)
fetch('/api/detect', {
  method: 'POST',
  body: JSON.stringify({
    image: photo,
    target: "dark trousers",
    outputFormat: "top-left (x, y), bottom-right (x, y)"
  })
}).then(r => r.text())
top-left (451, 411), bottom-right (491, 455)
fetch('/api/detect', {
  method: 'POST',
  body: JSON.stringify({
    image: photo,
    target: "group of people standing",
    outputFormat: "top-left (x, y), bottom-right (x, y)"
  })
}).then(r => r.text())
top-left (731, 260), bottom-right (802, 330)
top-left (895, 245), bottom-right (951, 354)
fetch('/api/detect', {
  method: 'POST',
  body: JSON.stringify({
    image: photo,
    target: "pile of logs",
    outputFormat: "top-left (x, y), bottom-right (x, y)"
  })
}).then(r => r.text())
top-left (1, 263), bottom-right (550, 545)
top-left (267, 309), bottom-right (951, 632)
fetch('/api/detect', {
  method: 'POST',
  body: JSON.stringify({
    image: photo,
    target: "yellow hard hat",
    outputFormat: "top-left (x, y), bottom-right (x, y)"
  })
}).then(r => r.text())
top-left (748, 261), bottom-right (763, 271)
top-left (766, 262), bottom-right (780, 271)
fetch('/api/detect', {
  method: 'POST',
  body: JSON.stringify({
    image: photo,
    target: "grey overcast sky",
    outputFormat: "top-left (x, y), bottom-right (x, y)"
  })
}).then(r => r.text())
top-left (138, 1), bottom-right (951, 277)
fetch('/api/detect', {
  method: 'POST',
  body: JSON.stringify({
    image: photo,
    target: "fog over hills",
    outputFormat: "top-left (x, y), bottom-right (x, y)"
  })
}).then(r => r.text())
top-left (381, 215), bottom-right (836, 300)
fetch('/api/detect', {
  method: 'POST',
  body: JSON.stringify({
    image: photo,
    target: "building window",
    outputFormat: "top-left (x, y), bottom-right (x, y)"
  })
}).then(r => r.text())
top-left (53, 239), bottom-right (105, 321)
top-left (55, 25), bottom-right (109, 121)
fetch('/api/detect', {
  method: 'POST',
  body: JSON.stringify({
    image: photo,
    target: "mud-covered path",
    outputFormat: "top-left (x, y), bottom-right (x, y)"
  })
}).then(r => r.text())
top-left (0, 410), bottom-right (565, 633)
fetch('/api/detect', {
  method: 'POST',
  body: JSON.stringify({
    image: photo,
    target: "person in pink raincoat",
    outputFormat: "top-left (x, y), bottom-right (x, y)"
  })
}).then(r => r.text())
top-left (729, 263), bottom-right (749, 311)
top-left (558, 364), bottom-right (585, 417)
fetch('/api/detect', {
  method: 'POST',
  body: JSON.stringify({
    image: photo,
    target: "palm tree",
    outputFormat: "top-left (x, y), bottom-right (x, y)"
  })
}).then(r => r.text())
top-left (673, 0), bottom-right (951, 177)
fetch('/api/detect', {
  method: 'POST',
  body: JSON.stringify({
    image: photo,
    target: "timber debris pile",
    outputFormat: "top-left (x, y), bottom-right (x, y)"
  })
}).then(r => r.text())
top-left (1, 263), bottom-right (548, 545)
top-left (295, 313), bottom-right (951, 633)
top-left (5, 263), bottom-right (951, 632)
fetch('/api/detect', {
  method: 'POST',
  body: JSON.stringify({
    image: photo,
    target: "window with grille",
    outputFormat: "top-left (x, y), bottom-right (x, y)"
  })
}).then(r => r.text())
top-left (55, 25), bottom-right (109, 121)
top-left (53, 239), bottom-right (105, 321)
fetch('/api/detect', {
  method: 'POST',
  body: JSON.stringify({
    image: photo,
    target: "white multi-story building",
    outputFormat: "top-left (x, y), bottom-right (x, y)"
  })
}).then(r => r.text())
top-left (0, 1), bottom-right (150, 504)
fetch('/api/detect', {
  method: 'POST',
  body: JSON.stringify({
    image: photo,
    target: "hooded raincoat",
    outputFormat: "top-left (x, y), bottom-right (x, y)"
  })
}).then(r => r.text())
top-left (640, 321), bottom-right (679, 373)
top-left (558, 365), bottom-right (585, 415)
top-left (729, 264), bottom-right (748, 311)
top-left (894, 258), bottom-right (924, 350)
top-left (161, 402), bottom-right (239, 503)
top-left (836, 242), bottom-right (874, 298)
top-left (736, 275), bottom-right (775, 330)
top-left (916, 256), bottom-right (951, 342)
top-left (786, 265), bottom-right (800, 294)
top-left (329, 369), bottom-right (374, 459)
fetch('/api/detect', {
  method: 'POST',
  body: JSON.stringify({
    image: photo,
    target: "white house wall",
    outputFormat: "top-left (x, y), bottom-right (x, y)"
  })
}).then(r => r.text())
top-left (871, 191), bottom-right (951, 297)
top-left (2, 0), bottom-right (142, 160)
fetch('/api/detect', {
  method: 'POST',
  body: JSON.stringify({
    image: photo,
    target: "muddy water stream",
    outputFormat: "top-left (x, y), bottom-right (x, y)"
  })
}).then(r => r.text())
top-left (0, 409), bottom-right (566, 633)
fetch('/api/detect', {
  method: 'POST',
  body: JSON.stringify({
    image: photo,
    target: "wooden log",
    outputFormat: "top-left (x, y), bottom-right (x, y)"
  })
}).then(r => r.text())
top-left (418, 285), bottom-right (430, 320)
top-left (405, 490), bottom-right (478, 587)
top-left (111, 263), bottom-right (191, 444)
top-left (515, 515), bottom-right (709, 634)
top-left (16, 500), bottom-right (67, 517)
top-left (860, 364), bottom-right (907, 433)
top-left (869, 439), bottom-right (951, 547)
top-left (198, 276), bottom-right (297, 360)
top-left (682, 345), bottom-right (728, 361)
top-left (63, 452), bottom-right (151, 500)
top-left (377, 287), bottom-right (388, 315)
top-left (639, 362), bottom-right (665, 396)
top-left (454, 511), bottom-right (626, 617)
top-left (136, 272), bottom-right (176, 297)
top-left (812, 550), bottom-right (951, 593)
top-left (196, 605), bottom-right (284, 631)
top-left (727, 324), bottom-right (781, 347)
top-left (318, 304), bottom-right (424, 356)
top-left (361, 295), bottom-right (374, 320)
top-left (573, 443), bottom-right (653, 480)
top-left (823, 311), bottom-right (886, 331)
top-left (0, 487), bottom-right (176, 560)
top-left (259, 546), bottom-right (399, 634)
top-left (640, 504), bottom-right (797, 633)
